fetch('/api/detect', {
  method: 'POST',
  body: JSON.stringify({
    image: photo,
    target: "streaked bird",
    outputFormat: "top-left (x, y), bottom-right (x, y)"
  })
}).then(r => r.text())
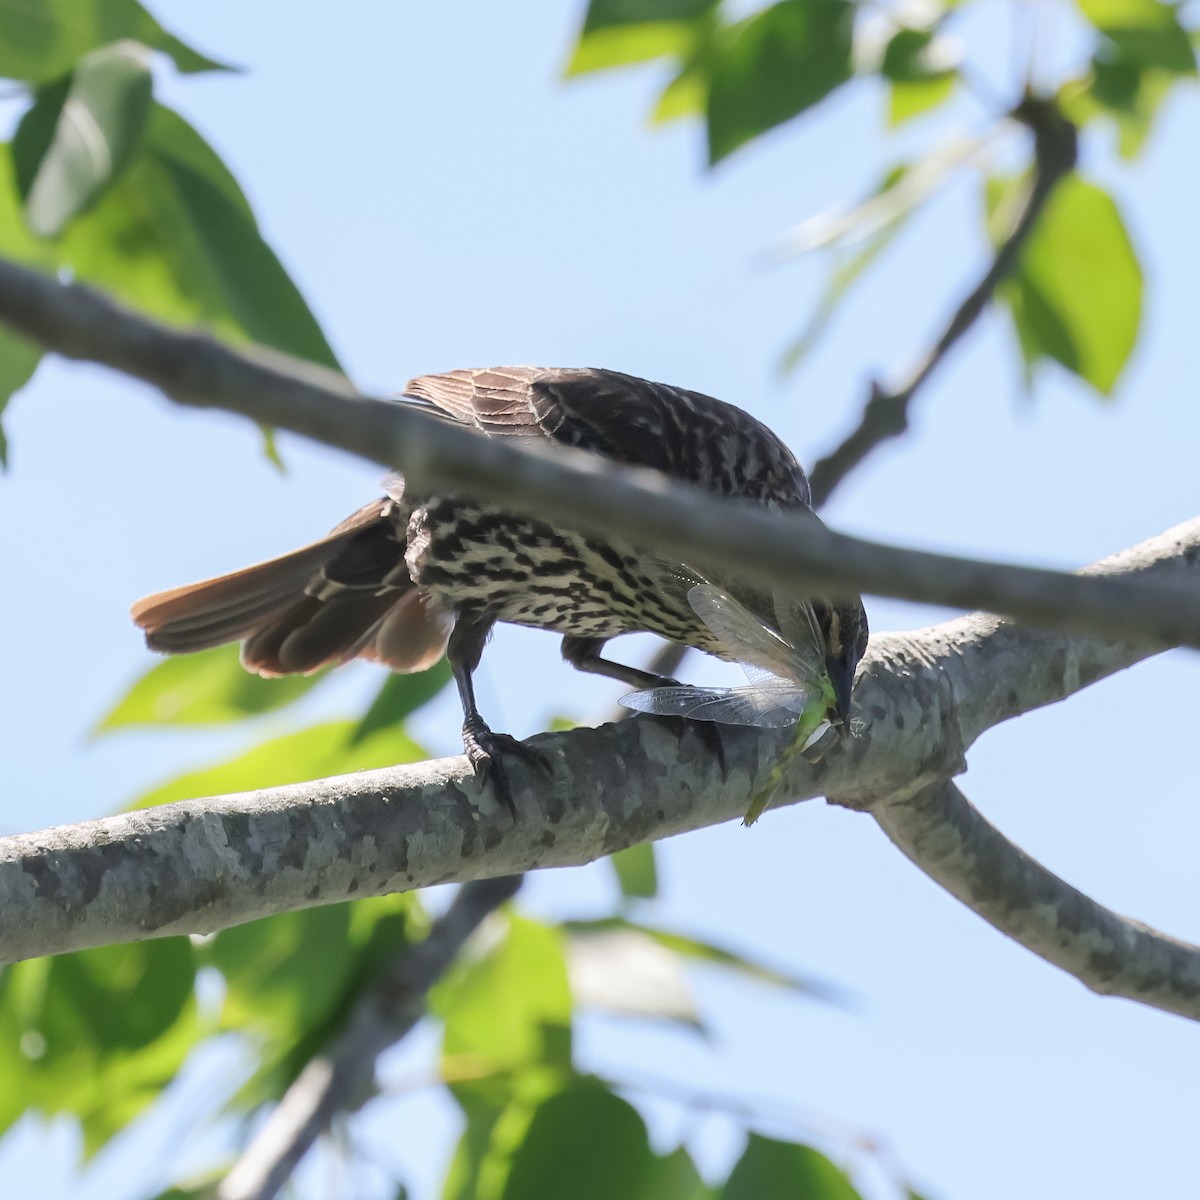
top-left (131, 366), bottom-right (869, 813)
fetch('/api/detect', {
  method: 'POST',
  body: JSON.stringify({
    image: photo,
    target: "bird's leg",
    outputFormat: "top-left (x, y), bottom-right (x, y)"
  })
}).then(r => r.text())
top-left (560, 636), bottom-right (680, 689)
top-left (562, 637), bottom-right (729, 782)
top-left (449, 612), bottom-right (550, 818)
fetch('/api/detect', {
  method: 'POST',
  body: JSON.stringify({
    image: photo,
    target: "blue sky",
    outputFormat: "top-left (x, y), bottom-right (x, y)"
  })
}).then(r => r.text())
top-left (2, 3), bottom-right (1199, 1198)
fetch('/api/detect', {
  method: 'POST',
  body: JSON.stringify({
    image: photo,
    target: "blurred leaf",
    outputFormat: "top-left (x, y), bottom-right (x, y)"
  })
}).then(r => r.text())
top-left (888, 73), bottom-right (955, 124)
top-left (989, 174), bottom-right (1142, 394)
top-left (99, 644), bottom-right (330, 731)
top-left (1076, 0), bottom-right (1196, 74)
top-left (567, 0), bottom-right (718, 75)
top-left (0, 940), bottom-right (200, 1152)
top-left (642, 1147), bottom-right (718, 1200)
top-left (0, 0), bottom-right (231, 81)
top-left (14, 40), bottom-right (153, 236)
top-left (127, 719), bottom-right (426, 809)
top-left (351, 660), bottom-right (451, 744)
top-left (609, 841), bottom-right (658, 899)
top-left (779, 223), bottom-right (904, 372)
top-left (210, 906), bottom-right (356, 1037)
top-left (209, 892), bottom-right (422, 1108)
top-left (707, 0), bottom-right (854, 163)
top-left (720, 1134), bottom-right (863, 1200)
top-left (567, 923), bottom-right (702, 1031)
top-left (0, 323), bottom-right (42, 466)
top-left (53, 101), bottom-right (339, 369)
top-left (437, 913), bottom-right (573, 1107)
top-left (1063, 53), bottom-right (1178, 157)
top-left (566, 916), bottom-right (847, 1005)
top-left (500, 1076), bottom-right (655, 1200)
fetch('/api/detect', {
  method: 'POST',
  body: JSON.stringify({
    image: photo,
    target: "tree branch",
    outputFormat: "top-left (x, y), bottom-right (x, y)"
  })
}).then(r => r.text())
top-left (873, 780), bottom-right (1200, 1021)
top-left (809, 96), bottom-right (1078, 506)
top-left (218, 874), bottom-right (522, 1200)
top-left (0, 257), bottom-right (1197, 650)
top-left (3, 521), bottom-right (1196, 971)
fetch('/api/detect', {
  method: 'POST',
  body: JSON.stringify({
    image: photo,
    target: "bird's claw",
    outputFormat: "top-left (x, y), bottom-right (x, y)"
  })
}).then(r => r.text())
top-left (462, 722), bottom-right (553, 819)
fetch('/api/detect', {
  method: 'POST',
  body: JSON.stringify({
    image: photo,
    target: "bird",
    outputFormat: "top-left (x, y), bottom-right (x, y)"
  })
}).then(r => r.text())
top-left (131, 366), bottom-right (869, 813)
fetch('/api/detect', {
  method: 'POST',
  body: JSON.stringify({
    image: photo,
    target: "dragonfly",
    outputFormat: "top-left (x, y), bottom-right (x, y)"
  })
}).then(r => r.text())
top-left (619, 561), bottom-right (858, 826)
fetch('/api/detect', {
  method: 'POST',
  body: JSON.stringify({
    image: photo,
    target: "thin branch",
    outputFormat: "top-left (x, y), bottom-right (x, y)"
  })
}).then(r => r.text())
top-left (873, 780), bottom-right (1200, 1021)
top-left (809, 96), bottom-right (1078, 507)
top-left (3, 520), bottom-right (1197, 970)
top-left (218, 874), bottom-right (522, 1200)
top-left (0, 263), bottom-right (1198, 651)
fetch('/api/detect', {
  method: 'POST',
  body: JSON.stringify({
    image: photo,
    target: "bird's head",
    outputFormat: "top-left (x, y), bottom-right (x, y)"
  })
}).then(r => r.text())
top-left (814, 596), bottom-right (869, 732)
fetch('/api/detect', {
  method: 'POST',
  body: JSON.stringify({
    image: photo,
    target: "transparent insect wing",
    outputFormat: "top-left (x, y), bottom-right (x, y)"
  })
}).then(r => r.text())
top-left (619, 684), bottom-right (804, 728)
top-left (686, 584), bottom-right (819, 685)
top-left (771, 589), bottom-right (825, 663)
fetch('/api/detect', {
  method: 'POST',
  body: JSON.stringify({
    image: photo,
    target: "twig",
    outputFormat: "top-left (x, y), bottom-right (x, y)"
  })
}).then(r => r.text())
top-left (873, 780), bottom-right (1200, 1021)
top-left (218, 875), bottom-right (522, 1200)
top-left (0, 258), bottom-right (1197, 652)
top-left (809, 95), bottom-right (1078, 506)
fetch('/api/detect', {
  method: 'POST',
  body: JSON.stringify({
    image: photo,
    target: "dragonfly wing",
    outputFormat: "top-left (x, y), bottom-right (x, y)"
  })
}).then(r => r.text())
top-left (687, 585), bottom-right (824, 684)
top-left (620, 684), bottom-right (803, 728)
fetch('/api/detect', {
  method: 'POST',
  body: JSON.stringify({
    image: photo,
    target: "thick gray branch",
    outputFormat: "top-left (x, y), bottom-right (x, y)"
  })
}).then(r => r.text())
top-left (218, 875), bottom-right (522, 1200)
top-left (3, 521), bottom-right (1197, 970)
top-left (0, 257), bottom-right (1199, 649)
top-left (873, 780), bottom-right (1200, 1021)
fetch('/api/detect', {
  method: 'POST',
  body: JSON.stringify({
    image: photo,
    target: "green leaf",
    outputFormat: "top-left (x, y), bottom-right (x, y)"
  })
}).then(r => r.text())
top-left (888, 74), bottom-right (955, 125)
top-left (55, 101), bottom-right (340, 369)
top-left (14, 39), bottom-right (153, 236)
top-left (706, 0), bottom-right (854, 163)
top-left (126, 718), bottom-right (426, 809)
top-left (208, 892), bottom-right (422, 1108)
top-left (990, 174), bottom-right (1143, 394)
top-left (609, 841), bottom-right (658, 899)
top-left (1076, 0), bottom-right (1196, 74)
top-left (99, 644), bottom-right (330, 731)
top-left (0, 0), bottom-right (231, 81)
top-left (500, 1077), bottom-right (656, 1200)
top-left (0, 323), bottom-right (42, 466)
top-left (567, 0), bottom-right (718, 75)
top-left (351, 660), bottom-right (452, 745)
top-left (437, 914), bottom-right (573, 1106)
top-left (642, 1147), bottom-right (718, 1200)
top-left (720, 1134), bottom-right (863, 1200)
top-left (0, 940), bottom-right (201, 1152)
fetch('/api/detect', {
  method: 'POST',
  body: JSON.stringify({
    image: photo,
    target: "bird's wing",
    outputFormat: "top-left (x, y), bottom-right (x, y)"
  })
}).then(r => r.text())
top-left (402, 367), bottom-right (811, 504)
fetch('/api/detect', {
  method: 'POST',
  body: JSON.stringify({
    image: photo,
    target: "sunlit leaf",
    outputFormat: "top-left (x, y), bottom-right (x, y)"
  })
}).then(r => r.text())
top-left (989, 174), bottom-right (1142, 394)
top-left (720, 1134), bottom-right (863, 1200)
top-left (14, 40), bottom-right (153, 236)
top-left (1076, 0), bottom-right (1196, 74)
top-left (0, 940), bottom-right (200, 1153)
top-left (126, 719), bottom-right (426, 809)
top-left (99, 644), bottom-right (330, 731)
top-left (351, 660), bottom-right (451, 744)
top-left (501, 1077), bottom-right (656, 1200)
top-left (53, 101), bottom-right (339, 369)
top-left (643, 1147), bottom-right (717, 1200)
top-left (567, 0), bottom-right (718, 75)
top-left (706, 0), bottom-right (854, 163)
top-left (609, 841), bottom-right (658, 899)
top-left (437, 913), bottom-right (573, 1107)
top-left (888, 73), bottom-right (955, 124)
top-left (0, 0), bottom-right (231, 81)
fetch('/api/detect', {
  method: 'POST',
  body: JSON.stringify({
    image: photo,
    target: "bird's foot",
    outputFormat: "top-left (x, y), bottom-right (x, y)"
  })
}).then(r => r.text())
top-left (462, 719), bottom-right (553, 819)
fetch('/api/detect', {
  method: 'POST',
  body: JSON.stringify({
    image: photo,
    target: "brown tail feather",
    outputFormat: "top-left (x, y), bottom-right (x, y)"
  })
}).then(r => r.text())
top-left (130, 498), bottom-right (451, 676)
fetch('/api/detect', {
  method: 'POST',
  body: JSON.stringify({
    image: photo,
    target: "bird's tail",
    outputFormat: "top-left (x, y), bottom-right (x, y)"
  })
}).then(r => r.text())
top-left (130, 498), bottom-right (451, 676)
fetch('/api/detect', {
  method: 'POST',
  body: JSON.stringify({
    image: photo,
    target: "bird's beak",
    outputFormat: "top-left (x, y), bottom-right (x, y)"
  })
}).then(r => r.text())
top-left (825, 655), bottom-right (855, 731)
